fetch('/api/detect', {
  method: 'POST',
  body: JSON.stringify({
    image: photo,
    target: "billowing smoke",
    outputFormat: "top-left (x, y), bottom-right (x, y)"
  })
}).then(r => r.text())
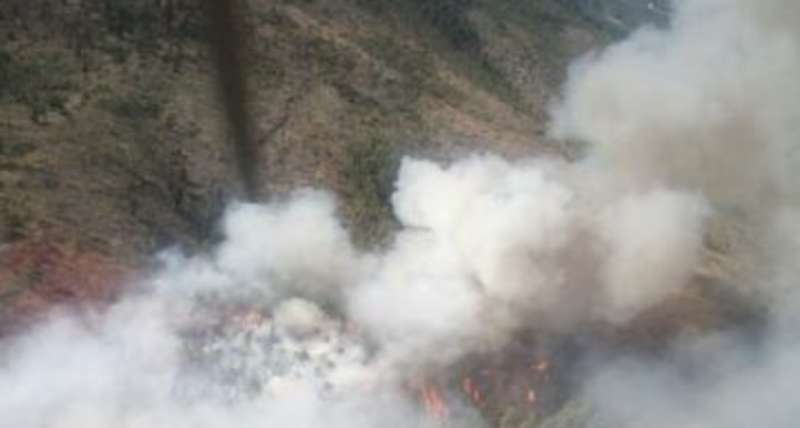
top-left (1, 0), bottom-right (799, 426)
top-left (550, 0), bottom-right (800, 426)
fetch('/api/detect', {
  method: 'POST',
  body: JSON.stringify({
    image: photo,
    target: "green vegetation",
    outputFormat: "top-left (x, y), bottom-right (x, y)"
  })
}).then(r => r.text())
top-left (412, 0), bottom-right (481, 52)
top-left (92, 0), bottom-right (207, 43)
top-left (359, 0), bottom-right (481, 52)
top-left (537, 401), bottom-right (592, 428)
top-left (104, 0), bottom-right (163, 41)
top-left (499, 407), bottom-right (541, 428)
top-left (496, 400), bottom-right (592, 428)
top-left (0, 50), bottom-right (75, 122)
top-left (0, 49), bottom-right (13, 99)
top-left (93, 0), bottom-right (207, 65)
top-left (101, 87), bottom-right (164, 121)
top-left (342, 135), bottom-right (399, 248)
top-left (97, 70), bottom-right (168, 122)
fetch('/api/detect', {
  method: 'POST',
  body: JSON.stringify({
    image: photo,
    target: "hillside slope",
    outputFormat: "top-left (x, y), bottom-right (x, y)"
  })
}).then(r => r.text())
top-left (0, 0), bottom-right (608, 308)
top-left (1, 2), bottom-right (772, 428)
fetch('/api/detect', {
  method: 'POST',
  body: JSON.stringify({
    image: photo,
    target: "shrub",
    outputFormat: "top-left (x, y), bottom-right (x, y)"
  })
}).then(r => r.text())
top-left (102, 90), bottom-right (163, 120)
top-left (0, 49), bottom-right (13, 99)
top-left (412, 0), bottom-right (481, 51)
top-left (0, 51), bottom-right (76, 122)
top-left (342, 135), bottom-right (399, 247)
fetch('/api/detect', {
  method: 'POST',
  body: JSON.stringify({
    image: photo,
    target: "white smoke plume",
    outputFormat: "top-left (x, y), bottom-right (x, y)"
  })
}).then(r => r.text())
top-left (550, 0), bottom-right (800, 426)
top-left (1, 0), bottom-right (799, 426)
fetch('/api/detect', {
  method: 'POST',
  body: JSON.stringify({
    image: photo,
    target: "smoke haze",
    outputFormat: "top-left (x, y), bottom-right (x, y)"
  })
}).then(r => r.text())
top-left (552, 0), bottom-right (800, 426)
top-left (1, 0), bottom-right (799, 427)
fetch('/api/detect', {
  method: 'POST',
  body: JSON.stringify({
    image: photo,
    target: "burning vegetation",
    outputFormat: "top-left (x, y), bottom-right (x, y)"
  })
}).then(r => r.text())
top-left (0, 1), bottom-right (799, 428)
top-left (0, 229), bottom-right (127, 335)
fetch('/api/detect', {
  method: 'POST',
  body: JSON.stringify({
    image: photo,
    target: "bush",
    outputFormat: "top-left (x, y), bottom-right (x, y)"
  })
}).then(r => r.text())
top-left (412, 0), bottom-right (481, 51)
top-left (537, 400), bottom-right (592, 428)
top-left (342, 136), bottom-right (399, 247)
top-left (99, 73), bottom-right (167, 122)
top-left (0, 50), bottom-right (13, 99)
top-left (361, 0), bottom-right (481, 51)
top-left (102, 90), bottom-right (163, 120)
top-left (0, 51), bottom-right (76, 122)
top-left (104, 0), bottom-right (207, 41)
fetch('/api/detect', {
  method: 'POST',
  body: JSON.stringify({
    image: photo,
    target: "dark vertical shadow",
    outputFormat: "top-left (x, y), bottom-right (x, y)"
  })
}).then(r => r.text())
top-left (206, 0), bottom-right (260, 201)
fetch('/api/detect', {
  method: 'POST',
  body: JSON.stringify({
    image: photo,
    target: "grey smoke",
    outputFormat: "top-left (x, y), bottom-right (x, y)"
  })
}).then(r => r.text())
top-left (1, 0), bottom-right (799, 427)
top-left (551, 0), bottom-right (800, 426)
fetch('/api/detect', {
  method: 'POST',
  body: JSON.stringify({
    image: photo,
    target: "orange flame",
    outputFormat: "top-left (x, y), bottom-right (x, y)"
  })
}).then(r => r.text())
top-left (420, 383), bottom-right (448, 424)
top-left (462, 376), bottom-right (483, 406)
top-left (526, 387), bottom-right (537, 405)
top-left (531, 359), bottom-right (550, 373)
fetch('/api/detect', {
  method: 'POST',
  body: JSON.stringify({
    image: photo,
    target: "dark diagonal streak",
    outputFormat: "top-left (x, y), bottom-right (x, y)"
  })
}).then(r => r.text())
top-left (206, 0), bottom-right (260, 201)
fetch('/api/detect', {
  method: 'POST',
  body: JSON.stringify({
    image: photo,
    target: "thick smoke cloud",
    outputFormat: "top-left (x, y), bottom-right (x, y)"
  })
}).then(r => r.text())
top-left (1, 0), bottom-right (799, 427)
top-left (0, 165), bottom-right (711, 427)
top-left (551, 0), bottom-right (800, 213)
top-left (550, 0), bottom-right (800, 426)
